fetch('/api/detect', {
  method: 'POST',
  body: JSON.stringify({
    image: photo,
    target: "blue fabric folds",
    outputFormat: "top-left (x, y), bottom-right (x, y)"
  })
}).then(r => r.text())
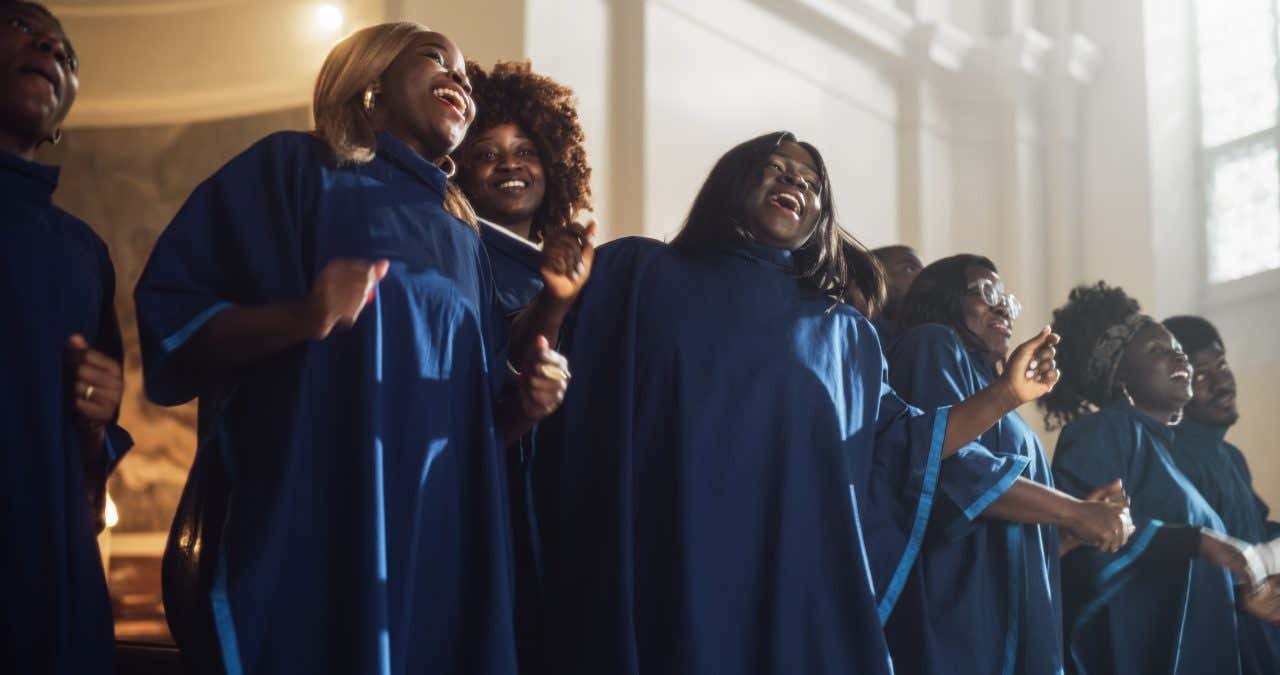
top-left (1052, 404), bottom-right (1241, 675)
top-left (1, 151), bottom-right (133, 675)
top-left (134, 132), bottom-right (517, 675)
top-left (884, 324), bottom-right (1060, 675)
top-left (532, 238), bottom-right (968, 675)
top-left (1171, 419), bottom-right (1280, 675)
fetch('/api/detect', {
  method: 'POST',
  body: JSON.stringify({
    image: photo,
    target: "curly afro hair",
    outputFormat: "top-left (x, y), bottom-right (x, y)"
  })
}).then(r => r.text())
top-left (1038, 281), bottom-right (1143, 429)
top-left (460, 60), bottom-right (592, 242)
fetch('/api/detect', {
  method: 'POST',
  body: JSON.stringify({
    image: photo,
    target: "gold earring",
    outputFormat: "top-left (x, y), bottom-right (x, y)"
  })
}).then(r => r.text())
top-left (1120, 383), bottom-right (1136, 407)
top-left (438, 155), bottom-right (457, 178)
top-left (50, 129), bottom-right (62, 145)
top-left (363, 84), bottom-right (378, 112)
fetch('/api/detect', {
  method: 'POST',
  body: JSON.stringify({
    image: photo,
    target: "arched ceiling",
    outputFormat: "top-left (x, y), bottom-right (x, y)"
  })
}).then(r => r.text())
top-left (50, 0), bottom-right (386, 128)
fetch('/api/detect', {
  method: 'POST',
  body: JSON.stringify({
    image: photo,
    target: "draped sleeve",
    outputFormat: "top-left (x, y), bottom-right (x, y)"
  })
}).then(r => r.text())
top-left (889, 325), bottom-right (1029, 539)
top-left (134, 132), bottom-right (317, 406)
top-left (91, 236), bottom-right (133, 473)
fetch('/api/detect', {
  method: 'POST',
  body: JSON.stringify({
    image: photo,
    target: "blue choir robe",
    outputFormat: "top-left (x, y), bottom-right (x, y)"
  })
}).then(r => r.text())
top-left (885, 324), bottom-right (1061, 675)
top-left (1, 151), bottom-right (133, 674)
top-left (1171, 419), bottom-right (1280, 675)
top-left (871, 316), bottom-right (899, 355)
top-left (532, 237), bottom-right (994, 675)
top-left (134, 132), bottom-right (517, 675)
top-left (479, 218), bottom-right (544, 319)
top-left (1052, 403), bottom-right (1241, 675)
top-left (477, 217), bottom-right (545, 671)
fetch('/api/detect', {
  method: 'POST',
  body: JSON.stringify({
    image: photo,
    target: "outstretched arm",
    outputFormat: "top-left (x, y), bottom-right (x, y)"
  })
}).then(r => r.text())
top-left (942, 326), bottom-right (1060, 457)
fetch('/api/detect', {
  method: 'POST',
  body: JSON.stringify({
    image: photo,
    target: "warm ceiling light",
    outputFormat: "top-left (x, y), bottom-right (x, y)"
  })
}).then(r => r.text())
top-left (314, 3), bottom-right (344, 33)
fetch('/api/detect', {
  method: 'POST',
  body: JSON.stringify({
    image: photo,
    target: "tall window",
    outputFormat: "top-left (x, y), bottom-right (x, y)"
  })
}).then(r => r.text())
top-left (1195, 0), bottom-right (1280, 283)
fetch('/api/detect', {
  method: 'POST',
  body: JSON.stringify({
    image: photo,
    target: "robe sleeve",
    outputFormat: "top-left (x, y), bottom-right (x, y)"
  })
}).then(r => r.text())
top-left (134, 133), bottom-right (314, 406)
top-left (94, 237), bottom-right (133, 474)
top-left (889, 325), bottom-right (1029, 540)
top-left (863, 325), bottom-right (995, 623)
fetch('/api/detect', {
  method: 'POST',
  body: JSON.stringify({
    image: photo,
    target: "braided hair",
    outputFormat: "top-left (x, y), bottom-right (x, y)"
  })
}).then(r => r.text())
top-left (1038, 281), bottom-right (1142, 429)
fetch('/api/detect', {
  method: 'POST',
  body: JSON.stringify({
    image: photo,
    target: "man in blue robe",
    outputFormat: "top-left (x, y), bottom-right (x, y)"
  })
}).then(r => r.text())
top-left (1164, 315), bottom-right (1280, 674)
top-left (870, 244), bottom-right (922, 352)
top-left (1, 3), bottom-right (133, 673)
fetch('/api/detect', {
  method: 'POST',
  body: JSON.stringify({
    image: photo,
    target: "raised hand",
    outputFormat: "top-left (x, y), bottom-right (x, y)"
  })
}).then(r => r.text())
top-left (517, 335), bottom-right (570, 421)
top-left (305, 258), bottom-right (390, 340)
top-left (999, 326), bottom-right (1061, 405)
top-left (540, 217), bottom-right (596, 304)
top-left (65, 333), bottom-right (124, 533)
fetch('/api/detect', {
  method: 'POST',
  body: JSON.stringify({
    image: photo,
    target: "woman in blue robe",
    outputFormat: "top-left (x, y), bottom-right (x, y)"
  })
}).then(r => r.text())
top-left (884, 255), bottom-right (1133, 675)
top-left (135, 23), bottom-right (587, 675)
top-left (1162, 315), bottom-right (1280, 674)
top-left (1040, 282), bottom-right (1270, 675)
top-left (532, 132), bottom-right (1063, 675)
top-left (455, 59), bottom-right (596, 671)
top-left (0, 4), bottom-right (133, 673)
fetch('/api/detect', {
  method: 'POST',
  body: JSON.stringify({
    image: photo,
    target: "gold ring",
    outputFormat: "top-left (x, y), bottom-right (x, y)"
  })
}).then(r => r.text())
top-left (83, 385), bottom-right (95, 401)
top-left (537, 363), bottom-right (569, 382)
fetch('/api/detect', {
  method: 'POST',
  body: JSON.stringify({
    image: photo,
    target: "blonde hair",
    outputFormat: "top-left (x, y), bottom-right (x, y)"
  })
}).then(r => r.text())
top-left (313, 21), bottom-right (477, 227)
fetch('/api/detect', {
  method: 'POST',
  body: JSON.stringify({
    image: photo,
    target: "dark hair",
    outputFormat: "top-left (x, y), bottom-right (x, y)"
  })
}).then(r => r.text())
top-left (898, 254), bottom-right (997, 346)
top-left (670, 131), bottom-right (886, 316)
top-left (1038, 281), bottom-right (1142, 429)
top-left (459, 60), bottom-right (592, 242)
top-left (1162, 315), bottom-right (1223, 357)
top-left (872, 244), bottom-right (916, 259)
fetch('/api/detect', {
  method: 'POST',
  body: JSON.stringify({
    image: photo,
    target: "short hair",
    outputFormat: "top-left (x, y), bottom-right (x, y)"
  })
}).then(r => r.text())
top-left (312, 22), bottom-right (476, 226)
top-left (670, 131), bottom-right (887, 317)
top-left (460, 60), bottom-right (592, 242)
top-left (898, 254), bottom-right (998, 343)
top-left (1038, 282), bottom-right (1143, 429)
top-left (1163, 315), bottom-right (1223, 356)
top-left (872, 245), bottom-right (916, 260)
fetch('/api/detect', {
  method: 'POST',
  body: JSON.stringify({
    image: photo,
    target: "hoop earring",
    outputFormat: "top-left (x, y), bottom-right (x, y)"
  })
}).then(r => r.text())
top-left (362, 84), bottom-right (378, 112)
top-left (438, 155), bottom-right (457, 178)
top-left (49, 129), bottom-right (62, 145)
top-left (1169, 409), bottom-right (1184, 426)
top-left (1120, 383), bottom-right (1136, 408)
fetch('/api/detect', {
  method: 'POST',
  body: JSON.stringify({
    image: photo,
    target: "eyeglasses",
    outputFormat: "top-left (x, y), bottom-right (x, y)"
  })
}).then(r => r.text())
top-left (967, 279), bottom-right (1022, 320)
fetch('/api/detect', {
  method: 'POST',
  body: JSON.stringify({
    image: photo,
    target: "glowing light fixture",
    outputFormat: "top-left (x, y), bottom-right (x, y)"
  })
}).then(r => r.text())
top-left (104, 493), bottom-right (119, 529)
top-left (314, 3), bottom-right (344, 33)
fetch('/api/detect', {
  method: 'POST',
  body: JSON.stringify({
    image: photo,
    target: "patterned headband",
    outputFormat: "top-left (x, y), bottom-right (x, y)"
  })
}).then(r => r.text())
top-left (1084, 313), bottom-right (1156, 401)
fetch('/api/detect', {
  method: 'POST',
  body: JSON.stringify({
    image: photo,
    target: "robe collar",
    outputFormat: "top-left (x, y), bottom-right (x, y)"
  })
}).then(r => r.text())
top-left (736, 239), bottom-right (795, 270)
top-left (374, 132), bottom-right (448, 198)
top-left (0, 151), bottom-right (58, 205)
top-left (478, 216), bottom-right (541, 252)
top-left (1108, 400), bottom-right (1177, 445)
top-left (1175, 417), bottom-right (1230, 448)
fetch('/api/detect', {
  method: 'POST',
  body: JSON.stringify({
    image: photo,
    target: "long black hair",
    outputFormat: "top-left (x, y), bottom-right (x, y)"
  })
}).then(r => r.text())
top-left (898, 253), bottom-right (997, 348)
top-left (1038, 281), bottom-right (1142, 429)
top-left (670, 131), bottom-right (886, 317)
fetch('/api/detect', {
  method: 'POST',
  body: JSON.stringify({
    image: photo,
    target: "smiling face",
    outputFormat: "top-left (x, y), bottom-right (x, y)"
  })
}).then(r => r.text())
top-left (373, 31), bottom-right (475, 161)
top-left (456, 122), bottom-right (546, 237)
top-left (960, 266), bottom-right (1014, 362)
top-left (0, 4), bottom-right (78, 156)
top-left (1117, 323), bottom-right (1193, 419)
top-left (743, 141), bottom-right (823, 250)
top-left (1184, 343), bottom-right (1238, 427)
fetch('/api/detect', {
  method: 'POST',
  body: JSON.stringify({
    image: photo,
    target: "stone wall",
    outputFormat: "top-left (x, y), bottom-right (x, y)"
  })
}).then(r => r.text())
top-left (35, 107), bottom-right (311, 533)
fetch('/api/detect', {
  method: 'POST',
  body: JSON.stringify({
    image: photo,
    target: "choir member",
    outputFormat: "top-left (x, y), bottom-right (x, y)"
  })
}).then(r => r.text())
top-left (136, 22), bottom-right (587, 675)
top-left (0, 3), bottom-right (133, 673)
